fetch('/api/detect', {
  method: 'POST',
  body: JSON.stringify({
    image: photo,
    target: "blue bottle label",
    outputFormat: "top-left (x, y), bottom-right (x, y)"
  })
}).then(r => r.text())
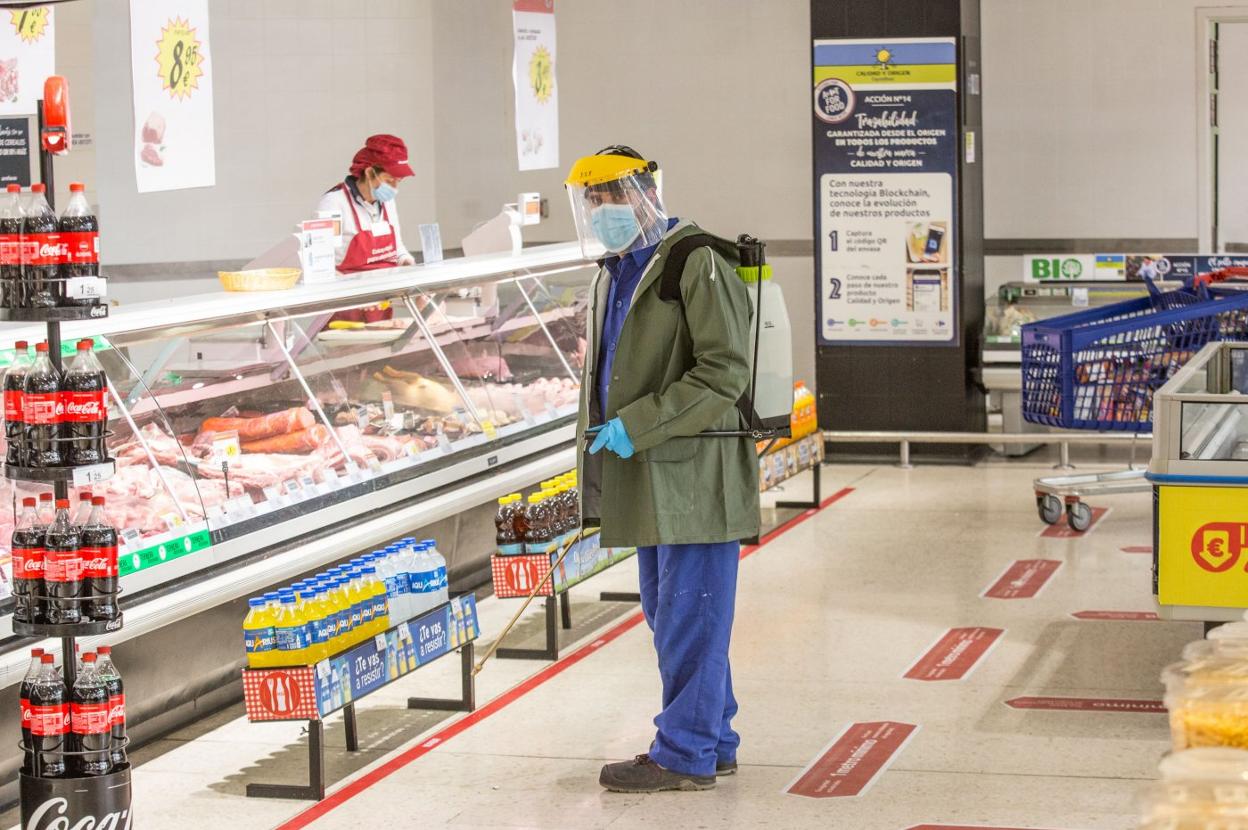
top-left (245, 628), bottom-right (276, 654)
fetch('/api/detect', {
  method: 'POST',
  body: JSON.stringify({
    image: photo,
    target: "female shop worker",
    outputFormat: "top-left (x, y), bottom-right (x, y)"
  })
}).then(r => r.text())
top-left (316, 134), bottom-right (417, 272)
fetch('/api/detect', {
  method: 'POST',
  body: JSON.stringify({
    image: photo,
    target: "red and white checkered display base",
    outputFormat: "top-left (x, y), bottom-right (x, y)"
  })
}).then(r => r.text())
top-left (243, 666), bottom-right (320, 722)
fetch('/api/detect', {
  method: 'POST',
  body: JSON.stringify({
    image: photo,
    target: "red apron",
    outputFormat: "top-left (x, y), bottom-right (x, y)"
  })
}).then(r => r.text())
top-left (333, 183), bottom-right (397, 322)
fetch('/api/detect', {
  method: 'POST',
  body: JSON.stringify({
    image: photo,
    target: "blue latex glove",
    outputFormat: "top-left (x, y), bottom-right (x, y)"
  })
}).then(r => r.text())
top-left (587, 418), bottom-right (635, 459)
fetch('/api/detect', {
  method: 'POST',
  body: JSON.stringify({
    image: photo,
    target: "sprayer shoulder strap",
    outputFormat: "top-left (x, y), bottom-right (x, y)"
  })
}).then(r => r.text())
top-left (657, 234), bottom-right (722, 304)
top-left (655, 233), bottom-right (760, 432)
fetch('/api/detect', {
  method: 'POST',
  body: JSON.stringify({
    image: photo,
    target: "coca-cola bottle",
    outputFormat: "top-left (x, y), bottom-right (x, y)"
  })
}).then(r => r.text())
top-left (82, 497), bottom-right (118, 622)
top-left (95, 645), bottom-right (126, 769)
top-left (4, 339), bottom-right (30, 465)
top-left (72, 489), bottom-right (93, 528)
top-left (22, 183), bottom-right (60, 309)
top-left (24, 341), bottom-right (62, 468)
top-left (63, 338), bottom-right (107, 466)
top-left (19, 647), bottom-right (44, 772)
top-left (37, 490), bottom-right (53, 525)
top-left (43, 499), bottom-right (82, 625)
top-left (29, 653), bottom-right (67, 778)
top-left (60, 182), bottom-right (99, 308)
top-left (0, 182), bottom-right (22, 307)
top-left (71, 652), bottom-right (111, 776)
top-left (11, 496), bottom-right (45, 624)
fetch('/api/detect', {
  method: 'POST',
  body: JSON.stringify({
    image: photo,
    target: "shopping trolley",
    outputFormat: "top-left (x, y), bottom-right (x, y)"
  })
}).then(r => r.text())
top-left (1020, 269), bottom-right (1248, 531)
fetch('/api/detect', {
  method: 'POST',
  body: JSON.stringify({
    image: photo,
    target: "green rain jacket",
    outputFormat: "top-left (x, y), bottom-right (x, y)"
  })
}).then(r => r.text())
top-left (577, 220), bottom-right (761, 547)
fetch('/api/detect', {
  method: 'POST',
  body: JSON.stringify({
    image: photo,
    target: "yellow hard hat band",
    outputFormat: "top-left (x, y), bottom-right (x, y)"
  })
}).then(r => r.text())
top-left (565, 153), bottom-right (658, 188)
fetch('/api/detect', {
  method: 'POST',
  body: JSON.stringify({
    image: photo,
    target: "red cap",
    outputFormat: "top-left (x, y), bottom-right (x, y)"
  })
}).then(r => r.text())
top-left (31, 183), bottom-right (44, 193)
top-left (15, 340), bottom-right (26, 349)
top-left (77, 338), bottom-right (92, 350)
top-left (40, 654), bottom-right (53, 664)
top-left (55, 498), bottom-right (69, 509)
top-left (34, 342), bottom-right (47, 352)
top-left (39, 492), bottom-right (51, 501)
top-left (91, 496), bottom-right (104, 506)
top-left (69, 182), bottom-right (84, 192)
top-left (21, 497), bottom-right (34, 506)
top-left (97, 645), bottom-right (110, 655)
top-left (6, 184), bottom-right (18, 193)
top-left (82, 652), bottom-right (96, 663)
top-left (31, 647), bottom-right (42, 656)
top-left (349, 134), bottom-right (414, 179)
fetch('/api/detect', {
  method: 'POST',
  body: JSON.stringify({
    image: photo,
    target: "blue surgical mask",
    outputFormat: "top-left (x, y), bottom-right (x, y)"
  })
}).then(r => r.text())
top-left (590, 204), bottom-right (642, 252)
top-left (372, 182), bottom-right (397, 203)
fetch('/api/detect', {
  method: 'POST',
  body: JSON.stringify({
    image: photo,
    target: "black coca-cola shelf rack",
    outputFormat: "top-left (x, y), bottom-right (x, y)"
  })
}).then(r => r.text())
top-left (12, 288), bottom-right (131, 826)
top-left (0, 304), bottom-right (108, 323)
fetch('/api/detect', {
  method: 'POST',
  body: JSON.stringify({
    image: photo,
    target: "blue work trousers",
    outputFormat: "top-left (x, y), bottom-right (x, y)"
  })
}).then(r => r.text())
top-left (637, 541), bottom-right (740, 778)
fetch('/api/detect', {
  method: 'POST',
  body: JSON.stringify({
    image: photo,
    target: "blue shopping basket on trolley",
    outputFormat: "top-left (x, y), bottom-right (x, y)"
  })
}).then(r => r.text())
top-left (1021, 270), bottom-right (1248, 532)
top-left (1021, 272), bottom-right (1248, 433)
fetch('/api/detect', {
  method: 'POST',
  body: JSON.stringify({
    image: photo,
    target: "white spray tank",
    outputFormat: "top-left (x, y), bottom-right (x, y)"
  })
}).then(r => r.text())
top-left (736, 236), bottom-right (793, 434)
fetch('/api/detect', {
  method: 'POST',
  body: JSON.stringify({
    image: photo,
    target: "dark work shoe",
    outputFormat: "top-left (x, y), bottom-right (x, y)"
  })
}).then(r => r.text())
top-left (599, 754), bottom-right (716, 793)
top-left (716, 759), bottom-right (738, 776)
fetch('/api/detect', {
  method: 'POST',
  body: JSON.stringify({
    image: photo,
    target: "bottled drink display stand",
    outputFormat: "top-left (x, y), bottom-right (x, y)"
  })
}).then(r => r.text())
top-left (489, 530), bottom-right (638, 662)
top-left (241, 597), bottom-right (479, 802)
top-left (745, 433), bottom-right (825, 545)
top-left (11, 251), bottom-right (125, 823)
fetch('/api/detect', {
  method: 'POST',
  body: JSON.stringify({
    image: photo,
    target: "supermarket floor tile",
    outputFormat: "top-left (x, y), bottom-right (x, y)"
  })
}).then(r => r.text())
top-left (9, 461), bottom-right (1194, 830)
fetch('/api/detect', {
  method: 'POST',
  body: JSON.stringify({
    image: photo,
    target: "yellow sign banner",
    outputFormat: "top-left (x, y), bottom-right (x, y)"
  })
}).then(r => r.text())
top-left (813, 65), bottom-right (957, 87)
top-left (1158, 485), bottom-right (1248, 608)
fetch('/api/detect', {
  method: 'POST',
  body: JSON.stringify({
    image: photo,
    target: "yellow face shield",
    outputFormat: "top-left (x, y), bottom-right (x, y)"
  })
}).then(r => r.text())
top-left (565, 152), bottom-right (666, 258)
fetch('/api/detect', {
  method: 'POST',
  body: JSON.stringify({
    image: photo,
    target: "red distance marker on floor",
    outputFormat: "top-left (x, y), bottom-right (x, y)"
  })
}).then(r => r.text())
top-left (982, 560), bottom-right (1061, 599)
top-left (1071, 610), bottom-right (1159, 621)
top-left (1006, 696), bottom-right (1166, 714)
top-left (785, 721), bottom-right (918, 798)
top-left (904, 627), bottom-right (1004, 681)
top-left (1039, 506), bottom-right (1108, 538)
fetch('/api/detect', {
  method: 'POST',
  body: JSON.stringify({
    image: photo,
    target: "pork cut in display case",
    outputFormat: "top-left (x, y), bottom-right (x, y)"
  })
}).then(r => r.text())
top-left (0, 255), bottom-right (592, 626)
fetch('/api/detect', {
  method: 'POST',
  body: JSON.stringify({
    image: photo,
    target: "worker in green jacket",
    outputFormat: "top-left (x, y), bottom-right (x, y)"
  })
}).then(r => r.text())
top-left (566, 146), bottom-right (760, 792)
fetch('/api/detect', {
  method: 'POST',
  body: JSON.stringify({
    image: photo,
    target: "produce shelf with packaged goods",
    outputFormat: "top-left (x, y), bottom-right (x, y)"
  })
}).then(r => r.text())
top-left (0, 244), bottom-right (593, 782)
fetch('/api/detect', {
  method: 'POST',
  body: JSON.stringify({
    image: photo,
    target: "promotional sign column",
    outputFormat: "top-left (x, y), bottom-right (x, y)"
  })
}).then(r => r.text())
top-left (814, 38), bottom-right (959, 346)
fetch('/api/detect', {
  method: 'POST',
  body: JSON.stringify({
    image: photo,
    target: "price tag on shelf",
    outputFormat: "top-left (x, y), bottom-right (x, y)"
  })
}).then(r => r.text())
top-left (225, 497), bottom-right (252, 519)
top-left (438, 433), bottom-right (453, 454)
top-left (72, 462), bottom-right (113, 488)
top-left (545, 403), bottom-right (558, 420)
top-left (356, 409), bottom-right (370, 430)
top-left (345, 463), bottom-right (363, 484)
top-left (388, 413), bottom-right (405, 432)
top-left (403, 442), bottom-right (420, 459)
top-left (382, 391), bottom-right (395, 421)
top-left (523, 409), bottom-right (537, 427)
top-left (211, 430), bottom-right (241, 464)
top-left (300, 474), bottom-right (317, 493)
top-left (374, 634), bottom-right (387, 651)
top-left (66, 276), bottom-right (108, 301)
top-left (323, 467), bottom-right (341, 488)
top-left (397, 622), bottom-right (411, 640)
top-left (120, 527), bottom-right (141, 550)
top-left (284, 479), bottom-right (301, 497)
top-left (481, 420), bottom-right (497, 440)
top-left (161, 512), bottom-right (183, 532)
top-left (262, 485), bottom-right (284, 506)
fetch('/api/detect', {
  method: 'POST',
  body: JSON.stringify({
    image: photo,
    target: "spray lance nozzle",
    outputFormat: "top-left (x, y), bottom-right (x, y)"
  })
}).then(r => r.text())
top-left (736, 234), bottom-right (765, 268)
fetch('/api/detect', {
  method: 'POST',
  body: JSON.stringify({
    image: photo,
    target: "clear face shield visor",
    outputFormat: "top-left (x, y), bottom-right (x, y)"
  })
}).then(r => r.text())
top-left (566, 171), bottom-right (667, 259)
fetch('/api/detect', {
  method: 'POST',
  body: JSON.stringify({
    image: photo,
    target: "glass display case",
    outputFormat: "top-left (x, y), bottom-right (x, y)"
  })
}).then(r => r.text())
top-left (0, 244), bottom-right (593, 629)
top-left (1152, 341), bottom-right (1248, 471)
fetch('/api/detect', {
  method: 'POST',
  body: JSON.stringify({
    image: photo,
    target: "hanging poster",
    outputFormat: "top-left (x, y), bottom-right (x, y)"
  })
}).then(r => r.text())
top-left (129, 0), bottom-right (215, 192)
top-left (512, 0), bottom-right (558, 171)
top-left (814, 38), bottom-right (959, 346)
top-left (0, 117), bottom-right (31, 185)
top-left (0, 6), bottom-right (54, 117)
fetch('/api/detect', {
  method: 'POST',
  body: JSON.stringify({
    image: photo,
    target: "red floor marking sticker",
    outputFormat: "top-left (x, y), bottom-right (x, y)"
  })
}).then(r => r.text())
top-left (907, 826), bottom-right (1073, 830)
top-left (1121, 545), bottom-right (1152, 554)
top-left (1006, 696), bottom-right (1166, 713)
top-left (1039, 506), bottom-right (1108, 538)
top-left (785, 721), bottom-right (918, 798)
top-left (1071, 610), bottom-right (1159, 621)
top-left (904, 627), bottom-right (1004, 681)
top-left (982, 559), bottom-right (1061, 599)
